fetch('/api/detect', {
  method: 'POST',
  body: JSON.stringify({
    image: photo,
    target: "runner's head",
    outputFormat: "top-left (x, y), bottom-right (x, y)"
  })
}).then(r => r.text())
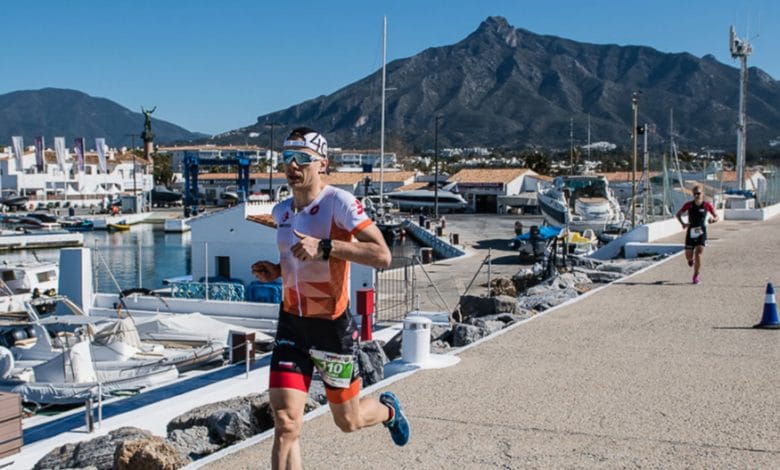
top-left (692, 184), bottom-right (703, 201)
top-left (282, 127), bottom-right (329, 187)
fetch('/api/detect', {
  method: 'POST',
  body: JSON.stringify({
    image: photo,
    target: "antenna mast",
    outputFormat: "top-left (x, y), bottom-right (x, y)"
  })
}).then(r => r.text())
top-left (729, 26), bottom-right (752, 191)
top-left (379, 16), bottom-right (387, 207)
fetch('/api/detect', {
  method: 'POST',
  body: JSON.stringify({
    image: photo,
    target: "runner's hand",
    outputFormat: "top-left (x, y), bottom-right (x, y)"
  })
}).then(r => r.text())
top-left (291, 229), bottom-right (322, 261)
top-left (251, 261), bottom-right (280, 281)
top-left (681, 223), bottom-right (689, 229)
top-left (708, 218), bottom-right (717, 224)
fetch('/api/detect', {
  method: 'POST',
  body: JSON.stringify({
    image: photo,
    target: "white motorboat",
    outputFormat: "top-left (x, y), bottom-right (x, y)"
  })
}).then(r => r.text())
top-left (0, 299), bottom-right (225, 405)
top-left (0, 260), bottom-right (59, 313)
top-left (537, 175), bottom-right (624, 233)
top-left (384, 188), bottom-right (468, 213)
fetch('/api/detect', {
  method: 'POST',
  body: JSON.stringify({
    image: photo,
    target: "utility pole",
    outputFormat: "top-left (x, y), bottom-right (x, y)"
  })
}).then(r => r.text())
top-left (569, 117), bottom-right (574, 175)
top-left (729, 26), bottom-right (752, 191)
top-left (264, 122), bottom-right (280, 200)
top-left (641, 123), bottom-right (650, 222)
top-left (434, 115), bottom-right (441, 219)
top-left (631, 92), bottom-right (639, 229)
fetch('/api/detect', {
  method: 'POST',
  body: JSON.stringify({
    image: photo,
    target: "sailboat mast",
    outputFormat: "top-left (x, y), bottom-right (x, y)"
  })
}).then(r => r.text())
top-left (379, 16), bottom-right (387, 207)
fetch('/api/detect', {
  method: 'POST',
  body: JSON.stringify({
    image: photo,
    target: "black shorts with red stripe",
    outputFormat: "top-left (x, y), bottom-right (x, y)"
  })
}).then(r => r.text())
top-left (269, 310), bottom-right (361, 404)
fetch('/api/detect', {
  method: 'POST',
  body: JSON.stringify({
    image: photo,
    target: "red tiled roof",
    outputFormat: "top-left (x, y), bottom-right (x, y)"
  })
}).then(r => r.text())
top-left (448, 168), bottom-right (533, 184)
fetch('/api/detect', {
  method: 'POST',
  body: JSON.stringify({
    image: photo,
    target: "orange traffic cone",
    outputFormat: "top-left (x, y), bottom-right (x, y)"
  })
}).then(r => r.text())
top-left (754, 283), bottom-right (780, 329)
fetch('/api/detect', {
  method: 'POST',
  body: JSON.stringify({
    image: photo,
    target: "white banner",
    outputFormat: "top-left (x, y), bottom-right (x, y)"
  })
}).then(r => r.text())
top-left (11, 136), bottom-right (24, 169)
top-left (95, 138), bottom-right (107, 173)
top-left (54, 137), bottom-right (67, 172)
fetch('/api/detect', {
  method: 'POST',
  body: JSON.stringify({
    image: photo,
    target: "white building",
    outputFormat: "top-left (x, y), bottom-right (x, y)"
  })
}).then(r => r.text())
top-left (330, 149), bottom-right (397, 172)
top-left (0, 146), bottom-right (153, 210)
top-left (447, 168), bottom-right (543, 213)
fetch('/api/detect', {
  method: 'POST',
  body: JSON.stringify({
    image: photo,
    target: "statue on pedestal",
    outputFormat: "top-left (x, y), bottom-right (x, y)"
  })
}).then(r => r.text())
top-left (141, 106), bottom-right (156, 142)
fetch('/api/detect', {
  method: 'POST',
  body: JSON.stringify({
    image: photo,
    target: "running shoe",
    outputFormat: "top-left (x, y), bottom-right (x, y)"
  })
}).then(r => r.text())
top-left (692, 275), bottom-right (701, 284)
top-left (687, 259), bottom-right (694, 267)
top-left (380, 391), bottom-right (410, 446)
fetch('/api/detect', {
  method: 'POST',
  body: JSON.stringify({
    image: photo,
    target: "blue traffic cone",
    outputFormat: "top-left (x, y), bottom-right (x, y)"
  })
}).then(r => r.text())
top-left (754, 283), bottom-right (780, 329)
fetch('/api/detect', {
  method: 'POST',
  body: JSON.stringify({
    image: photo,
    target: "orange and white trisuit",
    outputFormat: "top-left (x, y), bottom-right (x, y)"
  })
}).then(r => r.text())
top-left (269, 185), bottom-right (373, 403)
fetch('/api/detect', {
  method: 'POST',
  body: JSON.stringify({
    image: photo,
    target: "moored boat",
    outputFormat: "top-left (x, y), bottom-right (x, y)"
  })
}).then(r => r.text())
top-left (537, 175), bottom-right (624, 233)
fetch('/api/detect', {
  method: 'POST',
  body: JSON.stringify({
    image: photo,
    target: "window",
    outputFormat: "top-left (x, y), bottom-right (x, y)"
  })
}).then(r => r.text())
top-left (216, 256), bottom-right (231, 278)
top-left (36, 270), bottom-right (57, 282)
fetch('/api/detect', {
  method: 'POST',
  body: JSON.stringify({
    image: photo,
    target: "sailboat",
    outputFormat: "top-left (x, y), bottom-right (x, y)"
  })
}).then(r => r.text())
top-left (368, 16), bottom-right (404, 241)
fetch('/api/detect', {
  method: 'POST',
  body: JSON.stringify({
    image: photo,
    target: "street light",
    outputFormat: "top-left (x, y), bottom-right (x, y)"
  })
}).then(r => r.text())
top-left (434, 115), bottom-right (442, 219)
top-left (631, 92), bottom-right (640, 229)
top-left (264, 122), bottom-right (280, 201)
top-left (126, 133), bottom-right (141, 213)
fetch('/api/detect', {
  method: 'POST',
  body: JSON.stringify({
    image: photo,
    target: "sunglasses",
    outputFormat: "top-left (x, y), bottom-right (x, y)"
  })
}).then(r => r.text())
top-left (693, 192), bottom-right (701, 196)
top-left (282, 150), bottom-right (323, 166)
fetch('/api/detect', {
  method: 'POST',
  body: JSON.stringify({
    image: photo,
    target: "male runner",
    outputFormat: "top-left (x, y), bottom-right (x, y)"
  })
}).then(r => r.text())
top-left (252, 128), bottom-right (409, 470)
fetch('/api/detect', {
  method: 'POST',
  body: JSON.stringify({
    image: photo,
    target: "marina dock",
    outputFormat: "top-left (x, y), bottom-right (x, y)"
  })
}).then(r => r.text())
top-left (0, 231), bottom-right (83, 251)
top-left (199, 214), bottom-right (780, 468)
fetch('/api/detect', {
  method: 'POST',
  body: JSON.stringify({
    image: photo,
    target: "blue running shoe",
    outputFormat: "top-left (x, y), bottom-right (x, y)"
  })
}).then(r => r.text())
top-left (380, 391), bottom-right (410, 446)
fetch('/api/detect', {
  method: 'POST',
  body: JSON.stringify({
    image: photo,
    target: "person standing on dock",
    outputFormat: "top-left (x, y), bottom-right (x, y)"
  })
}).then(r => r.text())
top-left (251, 127), bottom-right (410, 470)
top-left (676, 184), bottom-right (718, 284)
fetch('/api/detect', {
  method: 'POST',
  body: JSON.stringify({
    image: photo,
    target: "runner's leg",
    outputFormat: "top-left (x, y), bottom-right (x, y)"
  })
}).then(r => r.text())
top-left (693, 246), bottom-right (704, 277)
top-left (329, 392), bottom-right (391, 432)
top-left (684, 247), bottom-right (694, 267)
top-left (270, 388), bottom-right (309, 470)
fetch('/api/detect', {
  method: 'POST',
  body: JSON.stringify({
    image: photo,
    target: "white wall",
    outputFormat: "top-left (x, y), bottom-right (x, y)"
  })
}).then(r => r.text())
top-left (190, 203), bottom-right (278, 284)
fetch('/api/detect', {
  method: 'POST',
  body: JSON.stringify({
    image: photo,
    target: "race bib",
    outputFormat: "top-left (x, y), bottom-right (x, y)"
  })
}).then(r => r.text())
top-left (690, 227), bottom-right (703, 238)
top-left (309, 349), bottom-right (354, 388)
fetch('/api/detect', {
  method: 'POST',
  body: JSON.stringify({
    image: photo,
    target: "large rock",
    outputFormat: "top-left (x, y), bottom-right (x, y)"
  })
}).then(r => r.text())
top-left (166, 392), bottom-right (319, 459)
top-left (167, 426), bottom-right (221, 460)
top-left (517, 287), bottom-right (580, 311)
top-left (206, 409), bottom-right (255, 445)
top-left (451, 323), bottom-right (491, 347)
top-left (358, 340), bottom-right (388, 386)
top-left (463, 318), bottom-right (506, 335)
top-left (382, 332), bottom-right (402, 361)
top-left (546, 271), bottom-right (592, 291)
top-left (114, 435), bottom-right (190, 470)
top-left (34, 427), bottom-right (154, 470)
top-left (489, 277), bottom-right (517, 296)
top-left (458, 294), bottom-right (520, 319)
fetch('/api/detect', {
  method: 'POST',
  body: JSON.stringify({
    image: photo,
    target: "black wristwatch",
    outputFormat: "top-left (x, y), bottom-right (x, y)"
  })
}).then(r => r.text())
top-left (319, 239), bottom-right (332, 260)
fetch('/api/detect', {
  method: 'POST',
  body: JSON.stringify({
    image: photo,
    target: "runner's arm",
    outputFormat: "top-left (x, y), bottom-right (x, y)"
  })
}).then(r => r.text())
top-left (331, 223), bottom-right (391, 269)
top-left (706, 202), bottom-right (719, 223)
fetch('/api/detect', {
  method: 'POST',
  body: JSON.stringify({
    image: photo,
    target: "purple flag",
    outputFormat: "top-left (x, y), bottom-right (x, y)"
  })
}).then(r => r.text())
top-left (34, 136), bottom-right (45, 172)
top-left (74, 137), bottom-right (85, 172)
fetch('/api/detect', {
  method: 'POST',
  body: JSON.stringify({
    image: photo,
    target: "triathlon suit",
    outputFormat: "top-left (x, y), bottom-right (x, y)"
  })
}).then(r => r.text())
top-left (680, 200), bottom-right (715, 248)
top-left (269, 185), bottom-right (373, 404)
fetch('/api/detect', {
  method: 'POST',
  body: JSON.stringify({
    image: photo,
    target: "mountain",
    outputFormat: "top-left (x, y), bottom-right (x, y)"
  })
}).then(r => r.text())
top-left (0, 88), bottom-right (206, 148)
top-left (215, 16), bottom-right (780, 152)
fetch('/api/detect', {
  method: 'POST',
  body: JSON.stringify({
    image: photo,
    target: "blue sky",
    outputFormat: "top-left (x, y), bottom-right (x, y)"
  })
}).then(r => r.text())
top-left (2, 1), bottom-right (776, 135)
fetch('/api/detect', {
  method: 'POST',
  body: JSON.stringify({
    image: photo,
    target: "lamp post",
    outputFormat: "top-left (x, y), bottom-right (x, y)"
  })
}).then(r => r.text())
top-left (264, 122), bottom-right (279, 201)
top-left (125, 133), bottom-right (140, 213)
top-left (434, 115), bottom-right (442, 219)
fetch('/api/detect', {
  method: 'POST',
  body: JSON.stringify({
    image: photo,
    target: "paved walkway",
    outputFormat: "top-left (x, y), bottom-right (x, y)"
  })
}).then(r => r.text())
top-left (201, 215), bottom-right (780, 468)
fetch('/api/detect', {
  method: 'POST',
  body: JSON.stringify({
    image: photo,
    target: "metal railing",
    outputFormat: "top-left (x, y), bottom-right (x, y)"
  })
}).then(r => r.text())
top-left (374, 255), bottom-right (455, 322)
top-left (374, 256), bottom-right (416, 322)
